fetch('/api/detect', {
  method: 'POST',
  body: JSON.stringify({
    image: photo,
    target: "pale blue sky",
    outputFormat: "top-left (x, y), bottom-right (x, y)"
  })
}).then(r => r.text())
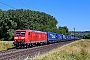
top-left (0, 0), bottom-right (90, 31)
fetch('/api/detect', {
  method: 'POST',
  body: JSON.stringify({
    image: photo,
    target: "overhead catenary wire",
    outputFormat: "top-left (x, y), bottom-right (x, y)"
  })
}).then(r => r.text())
top-left (0, 0), bottom-right (39, 11)
top-left (24, 0), bottom-right (39, 10)
top-left (17, 0), bottom-right (32, 9)
top-left (0, 2), bottom-right (16, 9)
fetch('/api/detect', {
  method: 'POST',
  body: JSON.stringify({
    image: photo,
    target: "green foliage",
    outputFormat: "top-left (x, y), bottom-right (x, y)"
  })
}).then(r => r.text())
top-left (83, 33), bottom-right (90, 39)
top-left (56, 26), bottom-right (70, 35)
top-left (0, 9), bottom-right (70, 41)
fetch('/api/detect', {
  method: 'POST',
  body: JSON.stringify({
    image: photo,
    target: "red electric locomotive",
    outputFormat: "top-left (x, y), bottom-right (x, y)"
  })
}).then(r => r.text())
top-left (13, 29), bottom-right (47, 48)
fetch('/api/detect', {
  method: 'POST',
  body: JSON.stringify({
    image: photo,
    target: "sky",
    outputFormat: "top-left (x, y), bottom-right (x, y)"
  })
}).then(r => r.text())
top-left (0, 0), bottom-right (90, 31)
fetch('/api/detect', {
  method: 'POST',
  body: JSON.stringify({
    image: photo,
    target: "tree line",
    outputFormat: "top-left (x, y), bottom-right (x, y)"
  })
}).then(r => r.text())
top-left (0, 9), bottom-right (70, 41)
top-left (70, 31), bottom-right (90, 39)
top-left (83, 33), bottom-right (90, 39)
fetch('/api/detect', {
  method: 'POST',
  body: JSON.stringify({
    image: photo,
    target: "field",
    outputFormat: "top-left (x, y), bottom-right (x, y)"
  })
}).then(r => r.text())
top-left (27, 39), bottom-right (90, 60)
top-left (0, 41), bottom-right (14, 51)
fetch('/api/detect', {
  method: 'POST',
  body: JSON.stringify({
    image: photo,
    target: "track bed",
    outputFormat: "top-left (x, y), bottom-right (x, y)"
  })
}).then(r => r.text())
top-left (0, 40), bottom-right (77, 60)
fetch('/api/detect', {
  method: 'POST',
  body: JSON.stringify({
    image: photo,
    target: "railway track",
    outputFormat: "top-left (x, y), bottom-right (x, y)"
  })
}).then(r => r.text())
top-left (0, 40), bottom-right (77, 60)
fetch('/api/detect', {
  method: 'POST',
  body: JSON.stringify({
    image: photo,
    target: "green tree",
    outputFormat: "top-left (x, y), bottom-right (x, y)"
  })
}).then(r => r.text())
top-left (56, 26), bottom-right (70, 35)
top-left (0, 9), bottom-right (59, 41)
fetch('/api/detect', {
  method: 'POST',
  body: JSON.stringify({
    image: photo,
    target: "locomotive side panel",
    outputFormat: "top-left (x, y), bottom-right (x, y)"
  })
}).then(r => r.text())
top-left (30, 30), bottom-right (47, 43)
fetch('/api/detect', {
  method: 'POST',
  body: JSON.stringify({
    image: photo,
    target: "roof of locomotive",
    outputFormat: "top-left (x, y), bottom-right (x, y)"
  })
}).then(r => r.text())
top-left (31, 30), bottom-right (47, 33)
top-left (15, 29), bottom-right (30, 31)
top-left (15, 29), bottom-right (47, 33)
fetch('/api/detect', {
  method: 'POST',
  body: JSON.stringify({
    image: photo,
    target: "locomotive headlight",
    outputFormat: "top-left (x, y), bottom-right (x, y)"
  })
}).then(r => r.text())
top-left (21, 37), bottom-right (25, 39)
top-left (14, 37), bottom-right (18, 39)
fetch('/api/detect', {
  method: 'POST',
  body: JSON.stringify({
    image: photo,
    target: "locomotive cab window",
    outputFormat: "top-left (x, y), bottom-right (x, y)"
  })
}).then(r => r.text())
top-left (21, 32), bottom-right (25, 35)
top-left (16, 31), bottom-right (26, 36)
top-left (16, 32), bottom-right (20, 35)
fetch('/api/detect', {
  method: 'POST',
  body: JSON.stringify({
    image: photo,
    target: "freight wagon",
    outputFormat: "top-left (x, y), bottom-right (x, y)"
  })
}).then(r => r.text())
top-left (47, 32), bottom-right (58, 43)
top-left (57, 34), bottom-right (63, 41)
top-left (66, 35), bottom-right (71, 40)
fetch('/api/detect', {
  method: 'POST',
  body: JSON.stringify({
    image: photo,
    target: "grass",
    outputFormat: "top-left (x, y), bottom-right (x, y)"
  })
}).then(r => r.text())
top-left (0, 41), bottom-right (14, 51)
top-left (27, 39), bottom-right (90, 60)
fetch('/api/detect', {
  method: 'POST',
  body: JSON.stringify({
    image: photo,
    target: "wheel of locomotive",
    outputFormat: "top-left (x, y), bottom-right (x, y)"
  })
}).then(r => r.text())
top-left (23, 44), bottom-right (28, 48)
top-left (40, 42), bottom-right (44, 46)
top-left (31, 43), bottom-right (36, 47)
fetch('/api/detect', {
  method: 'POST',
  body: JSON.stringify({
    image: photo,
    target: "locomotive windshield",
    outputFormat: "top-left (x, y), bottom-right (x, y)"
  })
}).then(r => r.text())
top-left (16, 31), bottom-right (26, 36)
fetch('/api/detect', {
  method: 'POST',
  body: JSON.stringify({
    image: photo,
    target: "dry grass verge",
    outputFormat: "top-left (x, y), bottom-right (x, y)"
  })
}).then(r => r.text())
top-left (0, 41), bottom-right (14, 51)
top-left (27, 39), bottom-right (90, 60)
